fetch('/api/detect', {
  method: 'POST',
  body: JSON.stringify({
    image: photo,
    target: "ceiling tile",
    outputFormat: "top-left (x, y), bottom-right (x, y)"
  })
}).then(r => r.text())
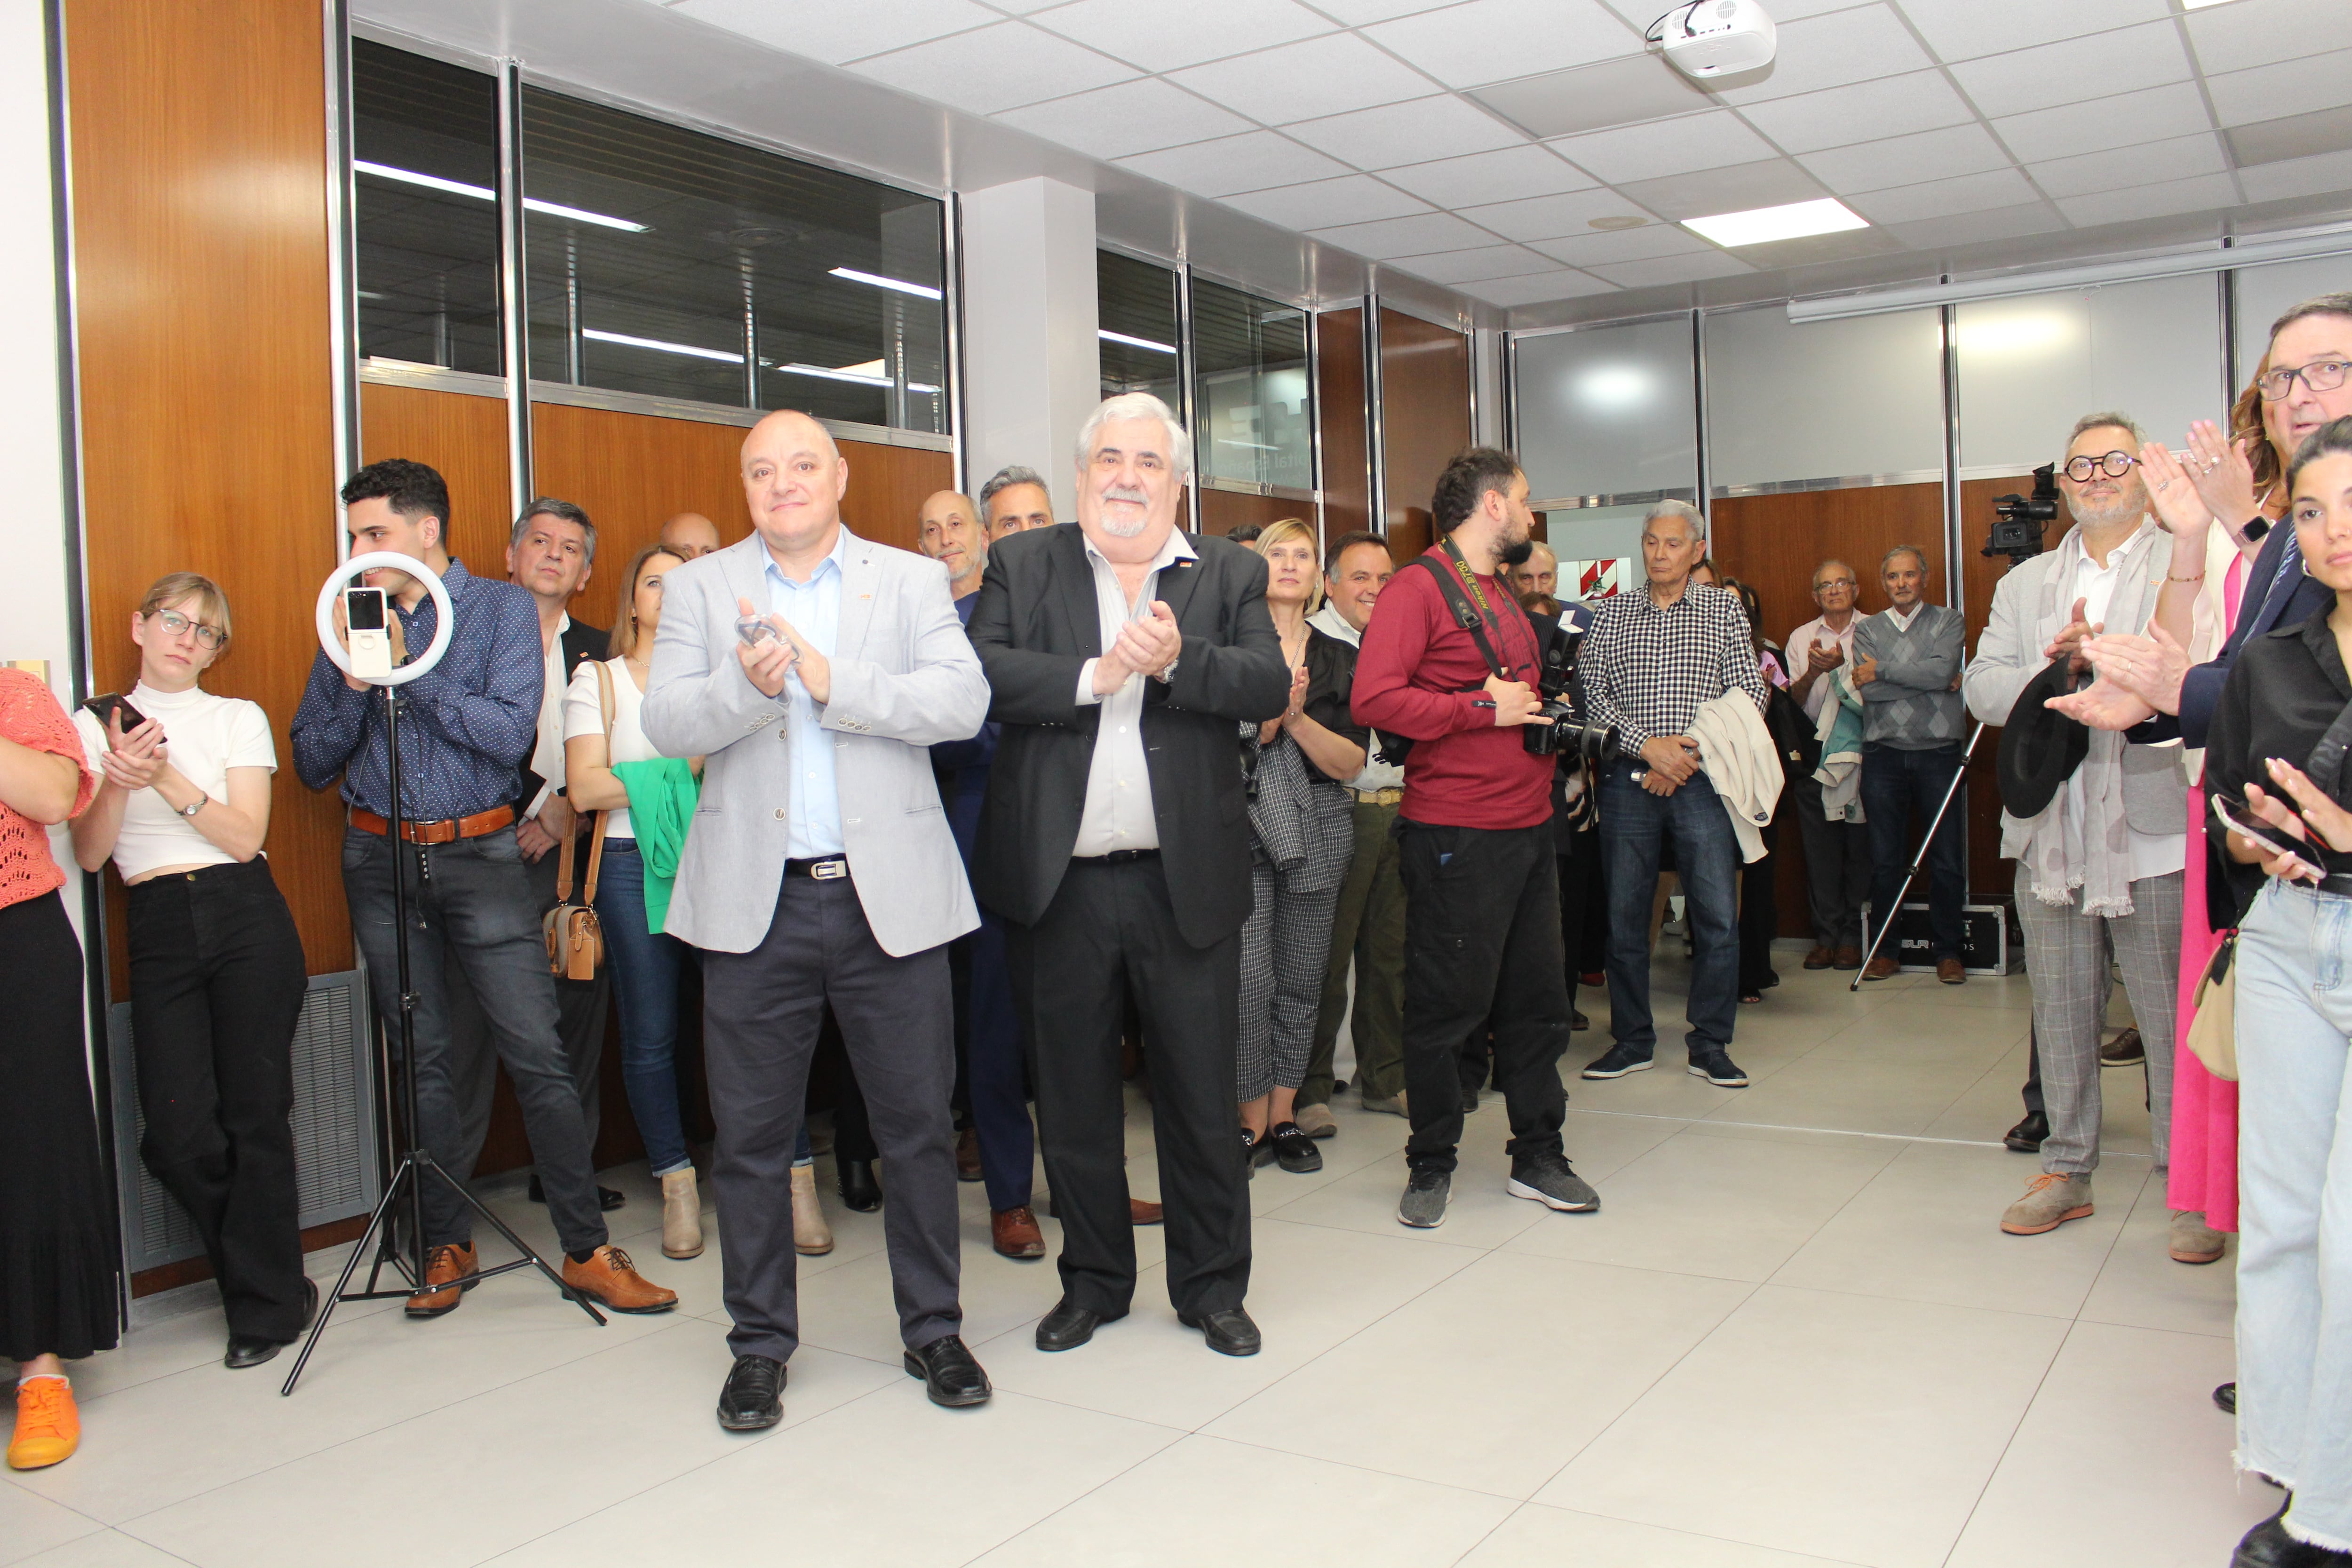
top-left (1585, 250), bottom-right (1752, 286)
top-left (1458, 268), bottom-right (1621, 306)
top-left (1114, 131), bottom-right (1355, 198)
top-left (1844, 167), bottom-right (2040, 224)
top-left (1730, 226), bottom-right (1911, 271)
top-left (1527, 224), bottom-right (1713, 265)
top-left (1896, 0), bottom-right (2171, 63)
top-left (2228, 105), bottom-right (2352, 170)
top-left (1711, 7), bottom-right (1934, 105)
top-left (845, 22), bottom-right (1137, 114)
top-left (1283, 95), bottom-right (1527, 169)
top-left (2207, 49), bottom-right (2352, 128)
top-left (1458, 185), bottom-right (1660, 240)
top-left (1597, 0), bottom-right (1861, 22)
top-left (1028, 0), bottom-right (1334, 72)
top-left (1992, 81), bottom-right (2214, 165)
top-left (2236, 146), bottom-right (2352, 205)
top-left (1549, 110), bottom-right (1776, 184)
top-left (2056, 171), bottom-right (2242, 229)
top-left (1472, 53), bottom-right (1712, 140)
top-left (1170, 33), bottom-right (1438, 124)
top-left (1615, 159), bottom-right (1829, 220)
top-left (1947, 21), bottom-right (2192, 121)
top-left (1360, 0), bottom-right (1645, 91)
top-left (1797, 122), bottom-right (2013, 193)
top-left (1296, 0), bottom-right (1455, 20)
top-left (1218, 174), bottom-right (1432, 229)
top-left (1385, 243), bottom-right (1568, 283)
top-left (993, 77), bottom-right (1255, 159)
top-left (1308, 210), bottom-right (1497, 257)
top-left (672, 0), bottom-right (1000, 66)
top-left (1379, 145), bottom-right (1596, 206)
top-left (2027, 133), bottom-right (2228, 200)
top-left (1735, 71), bottom-right (1976, 156)
top-left (1884, 200), bottom-right (2068, 251)
top-left (2185, 0), bottom-right (2352, 77)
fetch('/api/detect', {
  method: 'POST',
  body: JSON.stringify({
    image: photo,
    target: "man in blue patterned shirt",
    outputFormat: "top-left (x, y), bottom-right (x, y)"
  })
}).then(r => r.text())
top-left (293, 459), bottom-right (675, 1320)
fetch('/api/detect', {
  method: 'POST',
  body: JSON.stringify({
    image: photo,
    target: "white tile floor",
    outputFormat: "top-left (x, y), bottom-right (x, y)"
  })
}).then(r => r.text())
top-left (3, 960), bottom-right (2276, 1568)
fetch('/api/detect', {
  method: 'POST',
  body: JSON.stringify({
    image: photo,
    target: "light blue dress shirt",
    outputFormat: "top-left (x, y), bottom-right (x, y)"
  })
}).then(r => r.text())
top-left (765, 529), bottom-right (847, 860)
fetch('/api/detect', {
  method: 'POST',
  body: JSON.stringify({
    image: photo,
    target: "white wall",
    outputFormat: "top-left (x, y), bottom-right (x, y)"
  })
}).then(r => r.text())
top-left (960, 176), bottom-right (1099, 522)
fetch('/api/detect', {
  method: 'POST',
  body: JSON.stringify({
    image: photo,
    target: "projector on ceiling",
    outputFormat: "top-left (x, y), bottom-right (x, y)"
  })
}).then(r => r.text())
top-left (1648, 0), bottom-right (1777, 78)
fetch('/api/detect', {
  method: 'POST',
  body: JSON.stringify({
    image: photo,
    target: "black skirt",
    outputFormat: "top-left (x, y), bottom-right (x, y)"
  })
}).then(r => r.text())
top-left (1, 890), bottom-right (119, 1361)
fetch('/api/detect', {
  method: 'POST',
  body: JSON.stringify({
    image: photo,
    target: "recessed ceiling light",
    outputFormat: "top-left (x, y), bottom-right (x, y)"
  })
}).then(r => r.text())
top-left (1682, 197), bottom-right (1868, 248)
top-left (1589, 215), bottom-right (1647, 231)
top-left (1099, 329), bottom-right (1177, 354)
top-left (2180, 0), bottom-right (2246, 8)
top-left (354, 160), bottom-right (648, 232)
top-left (827, 267), bottom-right (943, 301)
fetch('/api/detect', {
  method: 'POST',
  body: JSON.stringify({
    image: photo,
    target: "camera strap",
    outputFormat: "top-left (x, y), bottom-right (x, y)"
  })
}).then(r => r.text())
top-left (1405, 540), bottom-right (1517, 684)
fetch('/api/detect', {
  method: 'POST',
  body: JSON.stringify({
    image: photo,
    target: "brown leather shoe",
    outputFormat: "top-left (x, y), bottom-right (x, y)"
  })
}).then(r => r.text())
top-left (1803, 945), bottom-right (1835, 970)
top-left (992, 1206), bottom-right (1046, 1259)
top-left (561, 1246), bottom-right (678, 1314)
top-left (1862, 955), bottom-right (1901, 981)
top-left (954, 1127), bottom-right (984, 1183)
top-left (1937, 957), bottom-right (1966, 985)
top-left (1832, 945), bottom-right (1863, 970)
top-left (1129, 1198), bottom-right (1164, 1226)
top-left (405, 1242), bottom-right (478, 1319)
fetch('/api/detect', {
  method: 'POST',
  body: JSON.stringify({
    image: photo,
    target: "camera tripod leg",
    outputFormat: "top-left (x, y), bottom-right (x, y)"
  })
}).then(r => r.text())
top-left (432, 1155), bottom-right (608, 1328)
top-left (1850, 722), bottom-right (1986, 993)
top-left (281, 1153), bottom-right (418, 1396)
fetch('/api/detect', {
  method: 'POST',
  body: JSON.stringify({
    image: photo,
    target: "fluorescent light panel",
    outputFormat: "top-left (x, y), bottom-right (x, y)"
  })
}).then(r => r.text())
top-left (1099, 329), bottom-right (1177, 354)
top-left (582, 328), bottom-right (742, 364)
top-left (771, 362), bottom-right (941, 394)
top-left (1682, 198), bottom-right (1867, 249)
top-left (2181, 0), bottom-right (2245, 8)
top-left (353, 161), bottom-right (648, 232)
top-left (828, 267), bottom-right (943, 301)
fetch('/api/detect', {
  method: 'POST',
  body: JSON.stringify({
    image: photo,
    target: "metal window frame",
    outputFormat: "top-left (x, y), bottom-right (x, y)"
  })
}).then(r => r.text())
top-left (495, 56), bottom-right (531, 520)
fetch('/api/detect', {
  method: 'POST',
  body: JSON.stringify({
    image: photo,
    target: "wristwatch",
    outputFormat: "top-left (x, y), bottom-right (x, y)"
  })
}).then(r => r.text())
top-left (178, 797), bottom-right (206, 818)
top-left (1154, 658), bottom-right (1179, 685)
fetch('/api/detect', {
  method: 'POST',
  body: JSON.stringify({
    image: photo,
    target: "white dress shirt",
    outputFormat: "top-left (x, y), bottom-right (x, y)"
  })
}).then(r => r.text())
top-left (1071, 527), bottom-right (1197, 856)
top-left (1786, 612), bottom-right (1859, 723)
top-left (524, 612), bottom-right (570, 820)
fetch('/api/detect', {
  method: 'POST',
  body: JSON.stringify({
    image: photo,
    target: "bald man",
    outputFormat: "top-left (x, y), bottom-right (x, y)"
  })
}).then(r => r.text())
top-left (642, 410), bottom-right (993, 1427)
top-left (917, 490), bottom-right (986, 601)
top-left (660, 511), bottom-right (722, 559)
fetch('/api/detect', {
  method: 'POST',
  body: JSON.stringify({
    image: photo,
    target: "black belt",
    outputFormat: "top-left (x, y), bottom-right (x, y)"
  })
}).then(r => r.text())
top-left (786, 855), bottom-right (850, 881)
top-left (1073, 848), bottom-right (1159, 865)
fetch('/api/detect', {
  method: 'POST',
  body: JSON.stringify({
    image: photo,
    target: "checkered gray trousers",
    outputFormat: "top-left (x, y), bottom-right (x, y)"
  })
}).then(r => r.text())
top-left (1238, 855), bottom-right (1342, 1103)
top-left (2016, 870), bottom-right (2183, 1176)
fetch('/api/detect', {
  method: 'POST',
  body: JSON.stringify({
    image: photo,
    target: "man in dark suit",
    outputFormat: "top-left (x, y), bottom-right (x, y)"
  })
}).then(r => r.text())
top-left (969, 391), bottom-right (1289, 1357)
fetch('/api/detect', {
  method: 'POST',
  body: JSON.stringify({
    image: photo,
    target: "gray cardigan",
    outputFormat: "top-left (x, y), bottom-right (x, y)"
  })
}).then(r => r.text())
top-left (1852, 605), bottom-right (1966, 750)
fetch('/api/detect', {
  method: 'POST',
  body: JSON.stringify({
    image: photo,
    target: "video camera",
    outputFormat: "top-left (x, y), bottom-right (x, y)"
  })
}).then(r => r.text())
top-left (1983, 463), bottom-right (2060, 566)
top-left (1522, 619), bottom-right (1621, 763)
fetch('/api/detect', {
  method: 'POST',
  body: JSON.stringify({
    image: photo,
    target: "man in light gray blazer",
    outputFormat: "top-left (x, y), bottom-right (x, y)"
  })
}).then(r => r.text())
top-left (642, 410), bottom-right (993, 1431)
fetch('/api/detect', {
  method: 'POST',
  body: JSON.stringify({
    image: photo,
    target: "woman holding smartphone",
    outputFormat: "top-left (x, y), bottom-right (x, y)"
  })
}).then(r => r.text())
top-left (2206, 416), bottom-right (2352, 1567)
top-left (69, 573), bottom-right (312, 1371)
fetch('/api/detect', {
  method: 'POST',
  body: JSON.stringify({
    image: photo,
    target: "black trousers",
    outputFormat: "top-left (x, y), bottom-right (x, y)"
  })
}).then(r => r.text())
top-left (1738, 820), bottom-right (1780, 997)
top-left (1559, 825), bottom-right (1601, 1012)
top-left (126, 860), bottom-right (309, 1339)
top-left (1398, 821), bottom-right (1570, 1175)
top-left (1006, 855), bottom-right (1250, 1319)
top-left (700, 874), bottom-right (960, 1363)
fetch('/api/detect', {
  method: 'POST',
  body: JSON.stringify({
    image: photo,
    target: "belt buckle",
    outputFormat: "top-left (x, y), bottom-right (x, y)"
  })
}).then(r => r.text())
top-left (811, 858), bottom-right (848, 881)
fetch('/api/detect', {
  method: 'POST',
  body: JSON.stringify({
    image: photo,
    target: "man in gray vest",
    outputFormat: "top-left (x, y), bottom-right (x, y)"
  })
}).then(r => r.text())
top-left (1853, 544), bottom-right (1969, 983)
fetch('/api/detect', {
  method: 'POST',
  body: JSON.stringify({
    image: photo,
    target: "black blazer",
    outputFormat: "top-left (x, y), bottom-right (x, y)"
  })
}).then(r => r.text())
top-left (969, 523), bottom-right (1289, 947)
top-left (514, 615), bottom-right (609, 818)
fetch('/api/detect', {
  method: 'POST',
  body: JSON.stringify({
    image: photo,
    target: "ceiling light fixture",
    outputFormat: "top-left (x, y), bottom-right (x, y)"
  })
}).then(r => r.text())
top-left (1682, 197), bottom-right (1868, 248)
top-left (771, 361), bottom-right (942, 394)
top-left (354, 160), bottom-right (648, 232)
top-left (581, 327), bottom-right (742, 364)
top-left (827, 267), bottom-right (943, 301)
top-left (1099, 329), bottom-right (1177, 354)
top-left (2179, 0), bottom-right (2246, 8)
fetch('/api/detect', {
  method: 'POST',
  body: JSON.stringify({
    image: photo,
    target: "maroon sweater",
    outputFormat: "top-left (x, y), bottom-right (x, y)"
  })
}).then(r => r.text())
top-left (1351, 547), bottom-right (1552, 830)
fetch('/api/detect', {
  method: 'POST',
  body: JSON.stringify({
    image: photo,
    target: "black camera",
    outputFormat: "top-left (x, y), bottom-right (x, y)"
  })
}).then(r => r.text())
top-left (1984, 463), bottom-right (2060, 565)
top-left (1523, 623), bottom-right (1621, 762)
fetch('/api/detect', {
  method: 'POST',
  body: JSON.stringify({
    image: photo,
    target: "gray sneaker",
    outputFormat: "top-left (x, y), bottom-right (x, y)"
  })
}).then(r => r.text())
top-left (1507, 1153), bottom-right (1599, 1212)
top-left (1397, 1169), bottom-right (1451, 1228)
top-left (2000, 1172), bottom-right (2093, 1235)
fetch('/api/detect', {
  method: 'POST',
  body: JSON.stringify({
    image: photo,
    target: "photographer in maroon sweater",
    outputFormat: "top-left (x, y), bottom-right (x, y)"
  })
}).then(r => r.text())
top-left (1353, 447), bottom-right (1598, 1231)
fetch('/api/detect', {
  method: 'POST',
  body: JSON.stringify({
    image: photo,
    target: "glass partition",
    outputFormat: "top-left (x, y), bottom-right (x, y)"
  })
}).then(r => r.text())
top-left (1191, 277), bottom-right (1312, 493)
top-left (1706, 305), bottom-right (1945, 491)
top-left (352, 40), bottom-right (502, 374)
top-left (1097, 250), bottom-right (1182, 409)
top-left (1514, 318), bottom-right (1697, 504)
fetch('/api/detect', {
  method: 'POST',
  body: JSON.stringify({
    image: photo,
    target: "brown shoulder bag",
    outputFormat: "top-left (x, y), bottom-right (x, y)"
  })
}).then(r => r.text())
top-left (543, 662), bottom-right (612, 979)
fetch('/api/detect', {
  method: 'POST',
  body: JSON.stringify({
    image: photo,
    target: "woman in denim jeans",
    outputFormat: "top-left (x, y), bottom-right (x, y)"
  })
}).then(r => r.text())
top-left (2206, 416), bottom-right (2352, 1568)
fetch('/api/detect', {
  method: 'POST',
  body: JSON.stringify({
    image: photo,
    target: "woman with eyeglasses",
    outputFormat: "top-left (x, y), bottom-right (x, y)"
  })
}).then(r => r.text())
top-left (1, 668), bottom-right (109, 1471)
top-left (2205, 414), bottom-right (2352, 1568)
top-left (67, 573), bottom-right (313, 1373)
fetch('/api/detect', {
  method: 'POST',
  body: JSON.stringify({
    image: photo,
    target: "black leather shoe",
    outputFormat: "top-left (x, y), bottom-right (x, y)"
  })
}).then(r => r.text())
top-left (2216, 1381), bottom-right (2238, 1414)
top-left (717, 1353), bottom-right (786, 1431)
top-left (904, 1334), bottom-right (992, 1408)
top-left (224, 1279), bottom-right (318, 1369)
top-left (527, 1174), bottom-right (626, 1211)
top-left (1036, 1297), bottom-right (1112, 1352)
top-left (1268, 1121), bottom-right (1322, 1174)
top-left (2003, 1111), bottom-right (2049, 1153)
top-left (838, 1159), bottom-right (882, 1212)
top-left (2232, 1503), bottom-right (2351, 1567)
top-left (1177, 1305), bottom-right (1262, 1357)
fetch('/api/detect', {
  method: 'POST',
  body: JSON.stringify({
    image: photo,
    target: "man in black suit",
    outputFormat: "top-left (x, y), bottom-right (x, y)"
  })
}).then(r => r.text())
top-left (970, 391), bottom-right (1289, 1357)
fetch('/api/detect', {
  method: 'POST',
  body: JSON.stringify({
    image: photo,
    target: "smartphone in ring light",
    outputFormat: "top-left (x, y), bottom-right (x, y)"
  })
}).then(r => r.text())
top-left (345, 586), bottom-right (394, 679)
top-left (2211, 792), bottom-right (2326, 883)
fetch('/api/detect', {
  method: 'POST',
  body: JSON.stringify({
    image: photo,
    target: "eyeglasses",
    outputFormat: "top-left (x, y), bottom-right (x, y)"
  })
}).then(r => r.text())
top-left (1812, 578), bottom-right (1856, 593)
top-left (148, 609), bottom-right (225, 650)
top-left (2256, 358), bottom-right (2352, 402)
top-left (2063, 451), bottom-right (2138, 483)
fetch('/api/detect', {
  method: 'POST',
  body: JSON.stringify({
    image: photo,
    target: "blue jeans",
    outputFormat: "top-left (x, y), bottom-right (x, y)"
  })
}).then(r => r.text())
top-left (2234, 880), bottom-right (2352, 1551)
top-left (1600, 764), bottom-right (1740, 1056)
top-left (595, 842), bottom-right (693, 1178)
top-left (1859, 741), bottom-right (1966, 961)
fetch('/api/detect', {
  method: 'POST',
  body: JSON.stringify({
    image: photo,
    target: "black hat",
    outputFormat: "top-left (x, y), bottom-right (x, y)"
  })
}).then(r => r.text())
top-left (1996, 657), bottom-right (2090, 818)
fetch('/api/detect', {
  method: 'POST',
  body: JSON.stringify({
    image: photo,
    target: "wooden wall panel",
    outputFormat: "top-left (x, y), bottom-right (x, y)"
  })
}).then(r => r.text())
top-left (1379, 308), bottom-right (1470, 567)
top-left (67, 0), bottom-right (349, 981)
top-left (1317, 307), bottom-right (1369, 542)
top-left (359, 382), bottom-right (511, 565)
top-left (1199, 488), bottom-right (1311, 540)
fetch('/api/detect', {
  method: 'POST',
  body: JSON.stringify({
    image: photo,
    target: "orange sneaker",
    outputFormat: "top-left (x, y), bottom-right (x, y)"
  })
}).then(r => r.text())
top-left (8, 1375), bottom-right (79, 1470)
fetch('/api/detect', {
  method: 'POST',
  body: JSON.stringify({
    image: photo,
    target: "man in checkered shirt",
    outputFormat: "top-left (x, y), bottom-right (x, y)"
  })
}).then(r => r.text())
top-left (1577, 500), bottom-right (1769, 1090)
